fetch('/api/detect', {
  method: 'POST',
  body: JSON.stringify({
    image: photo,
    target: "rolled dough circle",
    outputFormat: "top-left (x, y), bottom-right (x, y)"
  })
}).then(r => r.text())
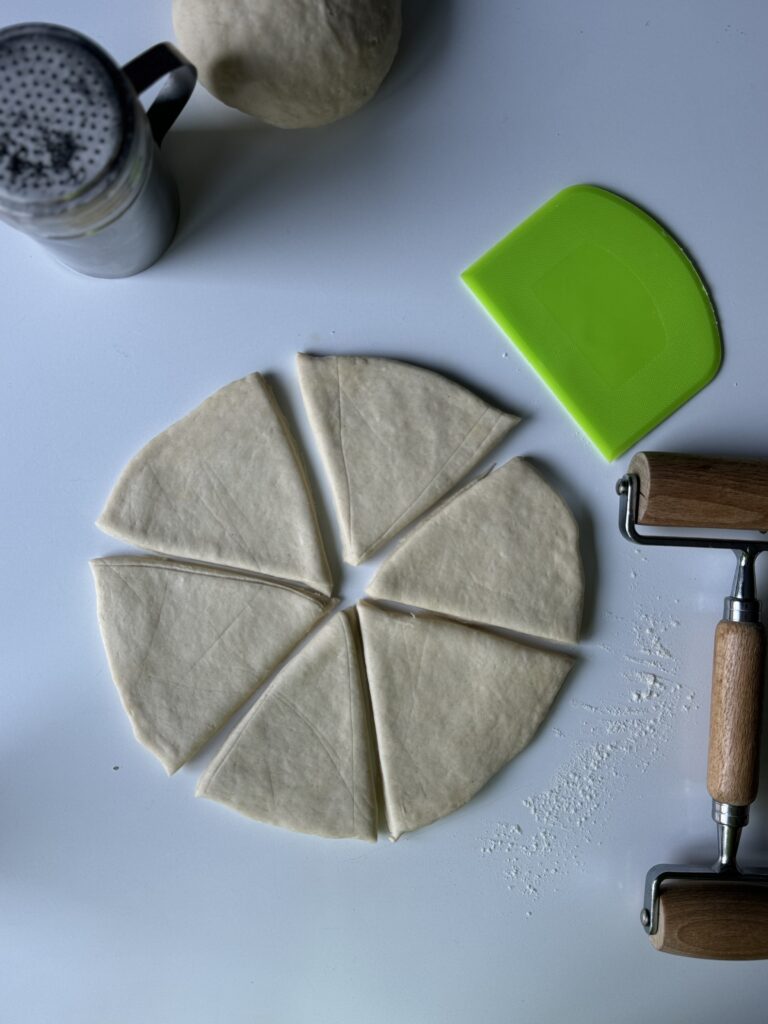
top-left (172, 0), bottom-right (402, 128)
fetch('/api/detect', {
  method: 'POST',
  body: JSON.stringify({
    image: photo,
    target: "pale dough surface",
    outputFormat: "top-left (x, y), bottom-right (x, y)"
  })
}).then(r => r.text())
top-left (198, 610), bottom-right (378, 840)
top-left (357, 602), bottom-right (574, 839)
top-left (97, 374), bottom-right (333, 595)
top-left (91, 556), bottom-right (333, 774)
top-left (368, 458), bottom-right (584, 644)
top-left (297, 353), bottom-right (518, 565)
top-left (172, 0), bottom-right (402, 128)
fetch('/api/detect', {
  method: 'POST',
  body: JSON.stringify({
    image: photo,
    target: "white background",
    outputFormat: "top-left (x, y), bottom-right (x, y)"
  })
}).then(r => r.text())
top-left (3, 2), bottom-right (768, 1021)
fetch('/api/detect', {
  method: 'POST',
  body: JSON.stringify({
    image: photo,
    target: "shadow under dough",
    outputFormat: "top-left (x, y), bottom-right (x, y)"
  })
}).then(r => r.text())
top-left (160, 0), bottom-right (454, 260)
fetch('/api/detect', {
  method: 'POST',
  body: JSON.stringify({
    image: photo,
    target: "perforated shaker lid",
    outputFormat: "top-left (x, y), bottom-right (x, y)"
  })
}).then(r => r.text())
top-left (0, 23), bottom-right (134, 210)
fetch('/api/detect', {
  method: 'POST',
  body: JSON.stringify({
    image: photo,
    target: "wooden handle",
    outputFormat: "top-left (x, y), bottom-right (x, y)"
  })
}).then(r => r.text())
top-left (652, 880), bottom-right (768, 959)
top-left (628, 452), bottom-right (768, 530)
top-left (707, 620), bottom-right (765, 805)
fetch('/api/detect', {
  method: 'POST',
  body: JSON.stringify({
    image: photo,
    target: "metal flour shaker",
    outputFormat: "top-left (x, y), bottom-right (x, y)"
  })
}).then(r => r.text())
top-left (0, 23), bottom-right (196, 277)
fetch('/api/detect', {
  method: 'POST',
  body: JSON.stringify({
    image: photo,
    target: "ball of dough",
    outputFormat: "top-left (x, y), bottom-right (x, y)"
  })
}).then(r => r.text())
top-left (172, 0), bottom-right (402, 128)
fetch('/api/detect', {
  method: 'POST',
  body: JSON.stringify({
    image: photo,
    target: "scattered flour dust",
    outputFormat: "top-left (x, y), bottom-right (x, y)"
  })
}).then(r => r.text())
top-left (479, 603), bottom-right (699, 905)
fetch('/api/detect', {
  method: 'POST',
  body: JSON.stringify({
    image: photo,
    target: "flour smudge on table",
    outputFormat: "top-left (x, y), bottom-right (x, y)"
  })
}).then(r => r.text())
top-left (478, 604), bottom-right (698, 906)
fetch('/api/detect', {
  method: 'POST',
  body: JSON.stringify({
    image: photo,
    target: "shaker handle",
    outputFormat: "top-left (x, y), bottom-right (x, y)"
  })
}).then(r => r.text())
top-left (122, 42), bottom-right (196, 145)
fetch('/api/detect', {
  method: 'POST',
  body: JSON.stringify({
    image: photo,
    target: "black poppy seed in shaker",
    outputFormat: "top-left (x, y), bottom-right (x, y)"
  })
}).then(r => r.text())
top-left (0, 29), bottom-right (123, 201)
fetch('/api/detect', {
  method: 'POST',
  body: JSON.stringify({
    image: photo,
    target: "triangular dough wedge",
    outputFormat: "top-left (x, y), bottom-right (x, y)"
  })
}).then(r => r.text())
top-left (358, 602), bottom-right (574, 839)
top-left (297, 354), bottom-right (519, 564)
top-left (197, 610), bottom-right (377, 841)
top-left (97, 374), bottom-right (333, 595)
top-left (368, 458), bottom-right (583, 644)
top-left (91, 556), bottom-right (334, 774)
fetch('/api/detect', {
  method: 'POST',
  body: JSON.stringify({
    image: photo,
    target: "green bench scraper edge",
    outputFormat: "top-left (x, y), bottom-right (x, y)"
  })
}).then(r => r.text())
top-left (461, 184), bottom-right (721, 461)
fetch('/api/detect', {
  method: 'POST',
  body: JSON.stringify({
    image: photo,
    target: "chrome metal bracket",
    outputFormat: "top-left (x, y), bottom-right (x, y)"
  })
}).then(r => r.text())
top-left (616, 474), bottom-right (768, 558)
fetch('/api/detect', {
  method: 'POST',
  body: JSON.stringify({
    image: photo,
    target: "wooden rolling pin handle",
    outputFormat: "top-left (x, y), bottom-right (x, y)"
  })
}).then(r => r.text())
top-left (707, 620), bottom-right (766, 807)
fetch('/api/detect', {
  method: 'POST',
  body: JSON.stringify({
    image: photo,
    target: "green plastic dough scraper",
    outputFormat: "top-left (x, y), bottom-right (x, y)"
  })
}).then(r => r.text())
top-left (461, 185), bottom-right (721, 460)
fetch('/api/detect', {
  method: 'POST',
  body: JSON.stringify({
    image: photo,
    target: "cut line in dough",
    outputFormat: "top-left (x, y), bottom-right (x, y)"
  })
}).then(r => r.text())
top-left (92, 363), bottom-right (586, 844)
top-left (297, 354), bottom-right (519, 565)
top-left (97, 373), bottom-right (333, 595)
top-left (197, 609), bottom-right (378, 840)
top-left (368, 458), bottom-right (584, 644)
top-left (358, 601), bottom-right (574, 839)
top-left (91, 556), bottom-right (335, 774)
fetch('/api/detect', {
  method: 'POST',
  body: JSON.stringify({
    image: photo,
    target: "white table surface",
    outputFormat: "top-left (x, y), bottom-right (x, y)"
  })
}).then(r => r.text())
top-left (4, 2), bottom-right (768, 1021)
